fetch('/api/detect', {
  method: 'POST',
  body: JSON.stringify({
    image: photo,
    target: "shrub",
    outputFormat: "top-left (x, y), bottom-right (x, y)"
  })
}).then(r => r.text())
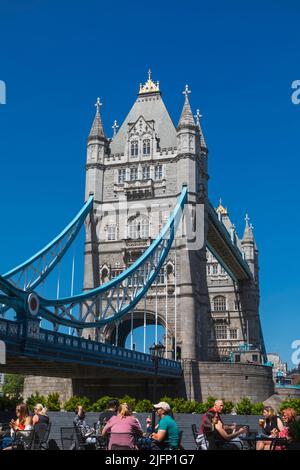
top-left (45, 393), bottom-right (61, 411)
top-left (119, 395), bottom-right (136, 410)
top-left (158, 396), bottom-right (175, 409)
top-left (2, 374), bottom-right (24, 399)
top-left (203, 396), bottom-right (217, 410)
top-left (235, 398), bottom-right (253, 415)
top-left (222, 400), bottom-right (235, 414)
top-left (251, 402), bottom-right (264, 415)
top-left (279, 399), bottom-right (300, 415)
top-left (63, 396), bottom-right (92, 412)
top-left (89, 396), bottom-right (114, 412)
top-left (134, 399), bottom-right (153, 413)
top-left (26, 392), bottom-right (47, 411)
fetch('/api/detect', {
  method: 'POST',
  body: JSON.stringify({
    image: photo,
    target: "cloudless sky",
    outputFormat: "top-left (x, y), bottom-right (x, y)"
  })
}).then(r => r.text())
top-left (0, 0), bottom-right (299, 367)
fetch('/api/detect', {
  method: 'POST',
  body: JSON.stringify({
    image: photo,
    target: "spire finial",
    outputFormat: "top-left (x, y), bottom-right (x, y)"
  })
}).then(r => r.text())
top-left (95, 97), bottom-right (102, 114)
top-left (112, 120), bottom-right (119, 137)
top-left (148, 68), bottom-right (152, 81)
top-left (194, 109), bottom-right (202, 127)
top-left (183, 84), bottom-right (191, 99)
top-left (139, 70), bottom-right (160, 94)
top-left (245, 213), bottom-right (250, 226)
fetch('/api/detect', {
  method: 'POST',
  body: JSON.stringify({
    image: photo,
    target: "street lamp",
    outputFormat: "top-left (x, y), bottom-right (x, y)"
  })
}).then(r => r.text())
top-left (149, 342), bottom-right (165, 432)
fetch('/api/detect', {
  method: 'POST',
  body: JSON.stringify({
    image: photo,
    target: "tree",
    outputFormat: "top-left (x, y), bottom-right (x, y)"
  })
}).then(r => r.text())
top-left (2, 374), bottom-right (24, 399)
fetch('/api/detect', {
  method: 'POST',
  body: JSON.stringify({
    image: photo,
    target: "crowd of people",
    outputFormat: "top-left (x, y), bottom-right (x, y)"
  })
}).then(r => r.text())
top-left (0, 398), bottom-right (299, 450)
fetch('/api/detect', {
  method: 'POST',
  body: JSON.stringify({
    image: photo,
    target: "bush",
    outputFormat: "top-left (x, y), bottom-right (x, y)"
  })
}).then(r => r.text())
top-left (134, 399), bottom-right (153, 413)
top-left (2, 374), bottom-right (24, 399)
top-left (89, 396), bottom-right (114, 412)
top-left (63, 396), bottom-right (92, 412)
top-left (235, 398), bottom-right (253, 415)
top-left (26, 392), bottom-right (47, 411)
top-left (45, 393), bottom-right (61, 411)
top-left (222, 400), bottom-right (235, 414)
top-left (158, 396), bottom-right (175, 409)
top-left (119, 395), bottom-right (136, 410)
top-left (279, 399), bottom-right (300, 415)
top-left (251, 402), bottom-right (264, 415)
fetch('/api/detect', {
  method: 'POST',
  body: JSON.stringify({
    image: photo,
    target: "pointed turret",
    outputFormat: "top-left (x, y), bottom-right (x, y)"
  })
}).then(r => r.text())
top-left (194, 109), bottom-right (207, 150)
top-left (88, 97), bottom-right (106, 141)
top-left (242, 214), bottom-right (254, 243)
top-left (177, 85), bottom-right (195, 130)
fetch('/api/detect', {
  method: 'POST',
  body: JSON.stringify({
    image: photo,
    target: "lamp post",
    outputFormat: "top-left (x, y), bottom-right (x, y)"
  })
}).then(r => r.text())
top-left (149, 342), bottom-right (165, 432)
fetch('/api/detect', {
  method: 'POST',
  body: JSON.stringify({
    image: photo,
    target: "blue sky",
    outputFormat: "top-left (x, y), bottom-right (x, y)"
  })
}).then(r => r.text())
top-left (0, 0), bottom-right (299, 367)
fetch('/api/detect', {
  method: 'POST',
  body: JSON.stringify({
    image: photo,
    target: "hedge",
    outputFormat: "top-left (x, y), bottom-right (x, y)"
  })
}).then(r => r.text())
top-left (0, 394), bottom-right (299, 415)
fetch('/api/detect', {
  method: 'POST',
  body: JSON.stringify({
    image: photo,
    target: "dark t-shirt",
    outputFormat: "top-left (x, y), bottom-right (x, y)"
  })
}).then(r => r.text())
top-left (98, 410), bottom-right (116, 426)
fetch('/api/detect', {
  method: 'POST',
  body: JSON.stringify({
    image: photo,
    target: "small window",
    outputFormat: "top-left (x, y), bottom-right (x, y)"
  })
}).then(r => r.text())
top-left (215, 325), bottom-right (227, 339)
top-left (230, 328), bottom-right (238, 340)
top-left (107, 225), bottom-right (116, 241)
top-left (213, 296), bottom-right (226, 312)
top-left (154, 164), bottom-right (163, 180)
top-left (118, 169), bottom-right (126, 184)
top-left (130, 167), bottom-right (138, 181)
top-left (212, 264), bottom-right (218, 275)
top-left (252, 354), bottom-right (258, 362)
top-left (131, 140), bottom-right (139, 157)
top-left (142, 166), bottom-right (150, 180)
top-left (143, 139), bottom-right (150, 156)
top-left (235, 354), bottom-right (241, 363)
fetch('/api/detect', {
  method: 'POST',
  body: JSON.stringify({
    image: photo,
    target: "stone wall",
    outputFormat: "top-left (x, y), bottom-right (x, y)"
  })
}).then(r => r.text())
top-left (22, 361), bottom-right (274, 404)
top-left (181, 361), bottom-right (274, 403)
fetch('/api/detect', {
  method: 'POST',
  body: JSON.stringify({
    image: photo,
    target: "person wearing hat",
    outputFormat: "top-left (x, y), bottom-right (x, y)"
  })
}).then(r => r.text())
top-left (150, 402), bottom-right (180, 450)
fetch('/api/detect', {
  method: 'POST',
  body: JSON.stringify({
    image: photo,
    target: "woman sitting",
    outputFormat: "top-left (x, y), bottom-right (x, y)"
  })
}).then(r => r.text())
top-left (3, 403), bottom-right (33, 450)
top-left (204, 412), bottom-right (247, 450)
top-left (32, 404), bottom-right (50, 426)
top-left (256, 406), bottom-right (284, 450)
top-left (270, 408), bottom-right (297, 450)
top-left (102, 403), bottom-right (143, 450)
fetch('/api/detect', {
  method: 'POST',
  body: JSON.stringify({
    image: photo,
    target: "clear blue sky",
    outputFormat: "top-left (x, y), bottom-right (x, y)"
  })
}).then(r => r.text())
top-left (0, 0), bottom-right (299, 367)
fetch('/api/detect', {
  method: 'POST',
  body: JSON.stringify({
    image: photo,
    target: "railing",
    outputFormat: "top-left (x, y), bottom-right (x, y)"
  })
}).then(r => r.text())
top-left (0, 318), bottom-right (181, 374)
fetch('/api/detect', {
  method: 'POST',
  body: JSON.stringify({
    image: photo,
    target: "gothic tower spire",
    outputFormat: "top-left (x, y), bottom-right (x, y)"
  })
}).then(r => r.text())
top-left (177, 85), bottom-right (195, 129)
top-left (88, 97), bottom-right (106, 141)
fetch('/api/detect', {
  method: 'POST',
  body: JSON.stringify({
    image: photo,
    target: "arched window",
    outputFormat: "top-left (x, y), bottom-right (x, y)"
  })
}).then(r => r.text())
top-left (143, 139), bottom-right (150, 156)
top-left (128, 216), bottom-right (149, 239)
top-left (213, 296), bottom-right (226, 312)
top-left (131, 140), bottom-right (138, 157)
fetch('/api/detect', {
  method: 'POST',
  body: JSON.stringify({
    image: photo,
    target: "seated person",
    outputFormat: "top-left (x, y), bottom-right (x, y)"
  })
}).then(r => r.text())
top-left (203, 411), bottom-right (247, 450)
top-left (101, 403), bottom-right (143, 450)
top-left (150, 402), bottom-right (180, 450)
top-left (97, 399), bottom-right (119, 431)
top-left (73, 405), bottom-right (96, 446)
top-left (256, 406), bottom-right (284, 451)
top-left (32, 404), bottom-right (50, 426)
top-left (3, 403), bottom-right (33, 450)
top-left (269, 408), bottom-right (297, 450)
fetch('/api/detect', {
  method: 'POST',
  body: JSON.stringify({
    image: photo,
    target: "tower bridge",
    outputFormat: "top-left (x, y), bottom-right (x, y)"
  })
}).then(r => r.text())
top-left (0, 73), bottom-right (273, 403)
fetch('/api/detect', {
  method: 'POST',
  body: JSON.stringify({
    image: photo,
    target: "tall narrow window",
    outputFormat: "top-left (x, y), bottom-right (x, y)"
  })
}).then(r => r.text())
top-left (143, 139), bottom-right (150, 156)
top-left (154, 164), bottom-right (163, 180)
top-left (131, 140), bottom-right (138, 157)
top-left (128, 216), bottom-right (149, 239)
top-left (130, 167), bottom-right (138, 181)
top-left (215, 325), bottom-right (227, 340)
top-left (118, 169), bottom-right (126, 184)
top-left (142, 166), bottom-right (150, 180)
top-left (107, 225), bottom-right (116, 241)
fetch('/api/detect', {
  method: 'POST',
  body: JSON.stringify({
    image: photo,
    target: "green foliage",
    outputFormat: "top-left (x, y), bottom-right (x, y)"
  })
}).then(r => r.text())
top-left (158, 396), bottom-right (175, 409)
top-left (222, 400), bottom-right (235, 414)
top-left (134, 399), bottom-right (153, 413)
top-left (119, 395), bottom-right (136, 410)
top-left (2, 374), bottom-right (24, 399)
top-left (251, 402), bottom-right (264, 415)
top-left (204, 396), bottom-right (217, 410)
top-left (26, 392), bottom-right (47, 411)
top-left (45, 393), bottom-right (61, 411)
top-left (89, 396), bottom-right (114, 412)
top-left (63, 395), bottom-right (92, 412)
top-left (279, 399), bottom-right (300, 415)
top-left (235, 398), bottom-right (253, 415)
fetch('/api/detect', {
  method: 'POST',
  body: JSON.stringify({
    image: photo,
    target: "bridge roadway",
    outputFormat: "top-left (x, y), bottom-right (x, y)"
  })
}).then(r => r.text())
top-left (0, 318), bottom-right (181, 380)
